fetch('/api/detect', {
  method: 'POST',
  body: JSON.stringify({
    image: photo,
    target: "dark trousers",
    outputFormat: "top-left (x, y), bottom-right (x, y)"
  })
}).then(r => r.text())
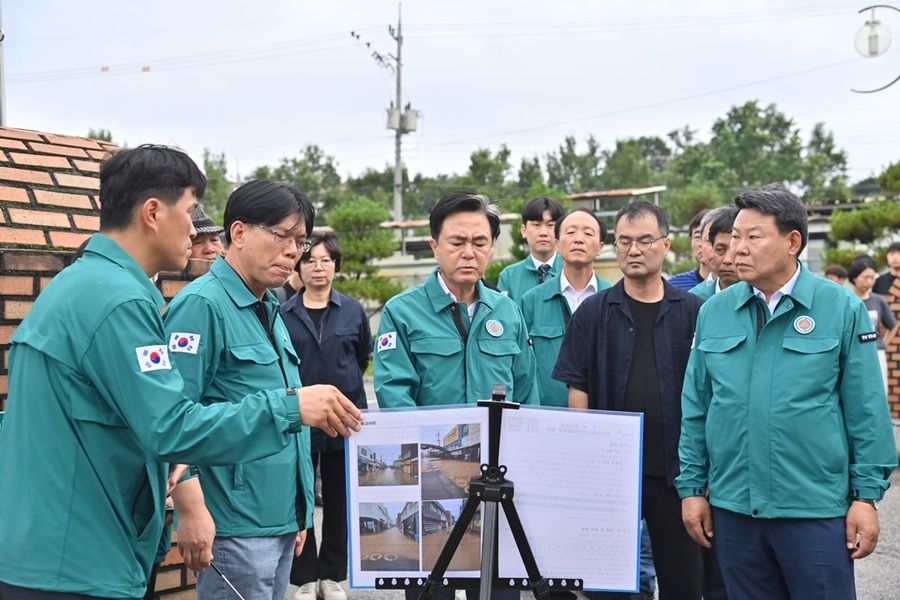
top-left (0, 582), bottom-right (134, 600)
top-left (589, 475), bottom-right (703, 600)
top-left (290, 450), bottom-right (348, 585)
top-left (712, 507), bottom-right (855, 600)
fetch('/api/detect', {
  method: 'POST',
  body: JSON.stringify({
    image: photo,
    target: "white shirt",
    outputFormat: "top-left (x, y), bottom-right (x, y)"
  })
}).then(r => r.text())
top-left (753, 262), bottom-right (801, 316)
top-left (530, 253), bottom-right (556, 271)
top-left (560, 271), bottom-right (600, 314)
top-left (437, 272), bottom-right (477, 321)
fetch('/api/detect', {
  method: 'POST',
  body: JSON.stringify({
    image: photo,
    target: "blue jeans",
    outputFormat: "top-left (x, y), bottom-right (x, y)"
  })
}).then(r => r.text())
top-left (197, 533), bottom-right (297, 600)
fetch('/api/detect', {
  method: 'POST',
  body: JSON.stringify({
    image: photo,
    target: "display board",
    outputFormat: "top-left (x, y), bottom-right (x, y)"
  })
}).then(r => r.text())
top-left (346, 405), bottom-right (642, 593)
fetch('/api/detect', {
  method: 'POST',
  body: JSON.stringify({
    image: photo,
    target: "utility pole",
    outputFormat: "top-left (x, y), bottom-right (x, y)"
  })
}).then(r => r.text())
top-left (353, 5), bottom-right (418, 222)
top-left (390, 7), bottom-right (404, 223)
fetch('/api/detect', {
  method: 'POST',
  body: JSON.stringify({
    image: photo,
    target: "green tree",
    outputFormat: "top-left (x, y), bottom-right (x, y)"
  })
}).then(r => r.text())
top-left (598, 139), bottom-right (654, 190)
top-left (251, 145), bottom-right (342, 209)
top-left (461, 146), bottom-right (514, 201)
top-left (87, 128), bottom-right (113, 142)
top-left (327, 198), bottom-right (403, 313)
top-left (202, 149), bottom-right (231, 223)
top-left (879, 161), bottom-right (900, 193)
top-left (545, 135), bottom-right (603, 193)
top-left (801, 123), bottom-right (849, 203)
top-left (516, 156), bottom-right (544, 191)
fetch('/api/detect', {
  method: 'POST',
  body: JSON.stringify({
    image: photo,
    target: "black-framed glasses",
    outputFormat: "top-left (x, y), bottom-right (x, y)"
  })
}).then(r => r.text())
top-left (614, 236), bottom-right (666, 253)
top-left (251, 223), bottom-right (311, 252)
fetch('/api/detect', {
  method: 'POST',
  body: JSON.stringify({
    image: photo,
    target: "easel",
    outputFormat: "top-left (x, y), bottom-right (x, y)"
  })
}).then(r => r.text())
top-left (377, 386), bottom-right (581, 600)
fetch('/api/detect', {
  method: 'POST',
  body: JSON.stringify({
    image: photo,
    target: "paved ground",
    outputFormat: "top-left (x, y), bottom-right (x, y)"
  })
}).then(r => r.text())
top-left (285, 378), bottom-right (900, 599)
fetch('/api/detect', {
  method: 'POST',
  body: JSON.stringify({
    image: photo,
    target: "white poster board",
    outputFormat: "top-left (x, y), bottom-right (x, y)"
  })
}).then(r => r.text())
top-left (346, 404), bottom-right (642, 593)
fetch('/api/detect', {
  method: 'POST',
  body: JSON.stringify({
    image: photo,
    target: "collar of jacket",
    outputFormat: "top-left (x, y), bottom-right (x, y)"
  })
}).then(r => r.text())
top-left (210, 256), bottom-right (278, 308)
top-left (85, 233), bottom-right (165, 310)
top-left (731, 261), bottom-right (812, 314)
top-left (425, 267), bottom-right (496, 314)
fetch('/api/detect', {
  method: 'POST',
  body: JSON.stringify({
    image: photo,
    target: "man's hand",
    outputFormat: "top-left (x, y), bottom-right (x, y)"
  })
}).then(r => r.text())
top-left (170, 478), bottom-right (216, 572)
top-left (846, 501), bottom-right (880, 559)
top-left (298, 385), bottom-right (364, 437)
top-left (682, 496), bottom-right (713, 548)
top-left (167, 464), bottom-right (189, 495)
top-left (295, 529), bottom-right (308, 557)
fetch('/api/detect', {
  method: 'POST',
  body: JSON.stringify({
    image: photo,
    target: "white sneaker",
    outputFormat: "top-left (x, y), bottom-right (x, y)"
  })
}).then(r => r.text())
top-left (294, 582), bottom-right (318, 600)
top-left (454, 590), bottom-right (467, 600)
top-left (318, 579), bottom-right (347, 600)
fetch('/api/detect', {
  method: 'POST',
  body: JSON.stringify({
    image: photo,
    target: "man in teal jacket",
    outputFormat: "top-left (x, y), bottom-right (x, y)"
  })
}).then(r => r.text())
top-left (521, 208), bottom-right (611, 407)
top-left (376, 192), bottom-right (538, 409)
top-left (688, 206), bottom-right (739, 301)
top-left (497, 196), bottom-right (564, 303)
top-left (677, 184), bottom-right (897, 599)
top-left (165, 180), bottom-right (325, 600)
top-left (0, 146), bottom-right (362, 600)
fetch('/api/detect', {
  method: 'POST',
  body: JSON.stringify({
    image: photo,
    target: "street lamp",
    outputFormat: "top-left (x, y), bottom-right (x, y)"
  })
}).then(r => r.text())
top-left (852, 4), bottom-right (900, 92)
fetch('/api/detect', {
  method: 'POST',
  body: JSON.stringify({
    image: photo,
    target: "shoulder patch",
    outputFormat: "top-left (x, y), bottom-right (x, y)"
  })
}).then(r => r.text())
top-left (377, 332), bottom-right (397, 352)
top-left (135, 345), bottom-right (171, 372)
top-left (859, 332), bottom-right (878, 343)
top-left (169, 332), bottom-right (201, 354)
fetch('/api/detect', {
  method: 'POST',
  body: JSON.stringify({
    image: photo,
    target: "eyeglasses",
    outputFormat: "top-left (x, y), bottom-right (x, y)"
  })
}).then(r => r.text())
top-left (614, 236), bottom-right (667, 253)
top-left (251, 224), bottom-right (311, 252)
top-left (302, 257), bottom-right (335, 268)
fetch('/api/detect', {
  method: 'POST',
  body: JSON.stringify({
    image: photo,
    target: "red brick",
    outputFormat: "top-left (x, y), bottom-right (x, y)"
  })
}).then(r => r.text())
top-left (33, 189), bottom-right (93, 209)
top-left (0, 151), bottom-right (7, 162)
top-left (0, 138), bottom-right (27, 151)
top-left (72, 159), bottom-right (100, 173)
top-left (1, 251), bottom-right (64, 272)
top-left (0, 325), bottom-right (17, 344)
top-left (0, 212), bottom-right (4, 224)
top-left (0, 376), bottom-right (7, 396)
top-left (7, 208), bottom-right (71, 228)
top-left (49, 231), bottom-right (91, 249)
top-left (53, 173), bottom-right (100, 190)
top-left (72, 214), bottom-right (100, 231)
top-left (26, 143), bottom-right (88, 159)
top-left (0, 128), bottom-right (43, 142)
top-left (9, 153), bottom-right (72, 169)
top-left (87, 149), bottom-right (113, 160)
top-left (0, 186), bottom-right (29, 203)
top-left (39, 276), bottom-right (54, 290)
top-left (161, 279), bottom-right (189, 299)
top-left (4, 300), bottom-right (33, 320)
top-left (0, 227), bottom-right (46, 246)
top-left (159, 590), bottom-right (197, 600)
top-left (0, 276), bottom-right (34, 296)
top-left (0, 166), bottom-right (53, 186)
top-left (43, 134), bottom-right (103, 151)
top-left (186, 258), bottom-right (213, 278)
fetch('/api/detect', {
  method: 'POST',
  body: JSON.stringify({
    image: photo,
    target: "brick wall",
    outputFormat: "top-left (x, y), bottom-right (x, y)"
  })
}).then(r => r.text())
top-left (0, 126), bottom-right (205, 599)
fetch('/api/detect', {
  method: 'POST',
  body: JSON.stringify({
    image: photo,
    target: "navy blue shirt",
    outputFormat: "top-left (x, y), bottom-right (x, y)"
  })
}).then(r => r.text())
top-left (667, 268), bottom-right (703, 291)
top-left (552, 279), bottom-right (704, 485)
top-left (281, 288), bottom-right (373, 452)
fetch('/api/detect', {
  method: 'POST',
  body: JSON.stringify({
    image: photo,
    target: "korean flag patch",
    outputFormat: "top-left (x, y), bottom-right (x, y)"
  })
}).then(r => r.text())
top-left (135, 345), bottom-right (171, 372)
top-left (377, 332), bottom-right (397, 353)
top-left (169, 332), bottom-right (201, 354)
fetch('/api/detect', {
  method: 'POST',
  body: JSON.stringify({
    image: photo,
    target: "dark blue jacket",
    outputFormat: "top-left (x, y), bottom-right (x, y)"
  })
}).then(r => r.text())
top-left (281, 288), bottom-right (372, 452)
top-left (552, 278), bottom-right (703, 485)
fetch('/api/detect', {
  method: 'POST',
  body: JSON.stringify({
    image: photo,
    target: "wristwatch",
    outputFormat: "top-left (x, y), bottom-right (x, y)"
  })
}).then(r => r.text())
top-left (855, 498), bottom-right (881, 510)
top-left (286, 387), bottom-right (297, 396)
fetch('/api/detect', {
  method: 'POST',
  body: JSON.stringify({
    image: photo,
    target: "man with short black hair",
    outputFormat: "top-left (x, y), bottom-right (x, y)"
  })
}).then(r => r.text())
top-left (678, 183), bottom-right (897, 599)
top-left (874, 241), bottom-right (900, 296)
top-left (498, 196), bottom-right (565, 302)
top-left (668, 209), bottom-right (711, 291)
top-left (554, 201), bottom-right (705, 600)
top-left (165, 180), bottom-right (358, 600)
top-left (689, 207), bottom-right (739, 300)
top-left (0, 146), bottom-right (362, 600)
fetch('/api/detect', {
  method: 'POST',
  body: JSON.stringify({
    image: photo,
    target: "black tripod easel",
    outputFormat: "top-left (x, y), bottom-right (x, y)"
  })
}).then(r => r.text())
top-left (377, 386), bottom-right (582, 600)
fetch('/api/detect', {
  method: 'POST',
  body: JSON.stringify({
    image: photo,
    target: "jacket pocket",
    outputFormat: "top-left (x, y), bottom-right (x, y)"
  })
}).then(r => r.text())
top-left (229, 343), bottom-right (279, 365)
top-left (528, 324), bottom-right (565, 341)
top-left (410, 337), bottom-right (463, 356)
top-left (476, 338), bottom-right (521, 357)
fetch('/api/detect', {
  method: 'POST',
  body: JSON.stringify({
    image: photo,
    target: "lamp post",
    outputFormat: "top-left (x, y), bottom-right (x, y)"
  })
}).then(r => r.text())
top-left (852, 4), bottom-right (900, 93)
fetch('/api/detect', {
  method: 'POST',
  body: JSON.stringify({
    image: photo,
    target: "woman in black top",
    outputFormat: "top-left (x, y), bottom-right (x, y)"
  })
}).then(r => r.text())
top-left (281, 230), bottom-right (372, 600)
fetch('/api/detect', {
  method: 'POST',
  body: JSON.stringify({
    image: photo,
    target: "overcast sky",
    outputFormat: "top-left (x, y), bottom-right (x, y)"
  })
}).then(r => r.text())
top-left (4, 1), bottom-right (899, 188)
